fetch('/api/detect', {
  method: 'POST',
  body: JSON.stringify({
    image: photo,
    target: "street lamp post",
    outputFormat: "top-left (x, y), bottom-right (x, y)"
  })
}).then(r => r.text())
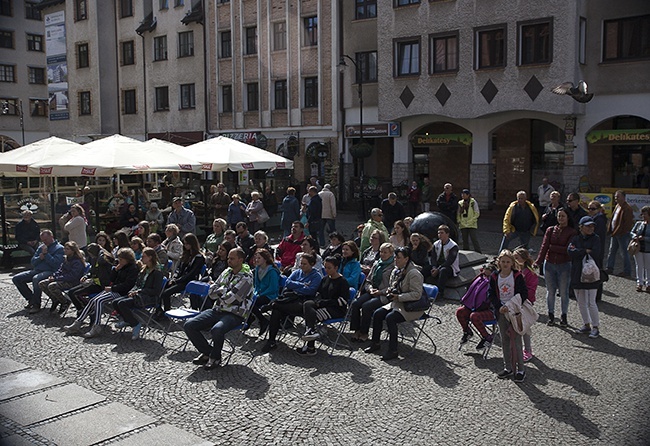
top-left (339, 55), bottom-right (371, 220)
top-left (1, 100), bottom-right (25, 146)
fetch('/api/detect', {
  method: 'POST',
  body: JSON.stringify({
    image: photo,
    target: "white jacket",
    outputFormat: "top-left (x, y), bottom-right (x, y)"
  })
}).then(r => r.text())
top-left (319, 189), bottom-right (337, 219)
top-left (504, 293), bottom-right (538, 335)
top-left (63, 215), bottom-right (87, 248)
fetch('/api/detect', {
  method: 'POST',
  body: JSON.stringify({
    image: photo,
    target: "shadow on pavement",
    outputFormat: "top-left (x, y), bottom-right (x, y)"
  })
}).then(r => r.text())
top-left (187, 364), bottom-right (271, 400)
top-left (528, 357), bottom-right (599, 396)
top-left (599, 300), bottom-right (650, 328)
top-left (571, 334), bottom-right (650, 368)
top-left (396, 353), bottom-right (463, 388)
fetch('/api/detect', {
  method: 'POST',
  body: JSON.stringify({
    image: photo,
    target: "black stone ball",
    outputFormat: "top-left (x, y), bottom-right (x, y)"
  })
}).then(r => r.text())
top-left (409, 212), bottom-right (458, 242)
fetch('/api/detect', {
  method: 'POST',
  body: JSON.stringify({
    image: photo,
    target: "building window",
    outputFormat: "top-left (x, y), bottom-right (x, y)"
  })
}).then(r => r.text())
top-left (246, 83), bottom-right (259, 111)
top-left (603, 14), bottom-right (650, 62)
top-left (0, 0), bottom-right (12, 16)
top-left (79, 91), bottom-right (91, 115)
top-left (77, 43), bottom-right (89, 68)
top-left (220, 31), bottom-right (231, 58)
top-left (430, 32), bottom-right (458, 73)
top-left (123, 89), bottom-right (136, 114)
top-left (304, 77), bottom-right (318, 108)
top-left (28, 67), bottom-right (45, 84)
top-left (180, 83), bottom-right (195, 109)
top-left (519, 20), bottom-right (552, 65)
top-left (395, 38), bottom-right (420, 76)
top-left (476, 26), bottom-right (506, 69)
top-left (25, 2), bottom-right (41, 20)
top-left (355, 0), bottom-right (376, 20)
top-left (30, 99), bottom-right (47, 117)
top-left (0, 30), bottom-right (13, 49)
top-left (174, 0), bottom-right (184, 6)
top-left (155, 86), bottom-right (169, 111)
top-left (218, 0), bottom-right (230, 3)
top-left (395, 0), bottom-right (419, 6)
top-left (120, 0), bottom-right (132, 18)
top-left (304, 16), bottom-right (317, 46)
top-left (122, 40), bottom-right (134, 65)
top-left (245, 27), bottom-right (257, 55)
top-left (1, 98), bottom-right (18, 113)
top-left (0, 64), bottom-right (15, 82)
top-left (273, 22), bottom-right (286, 50)
top-left (154, 36), bottom-right (167, 61)
top-left (222, 85), bottom-right (232, 112)
top-left (178, 31), bottom-right (194, 57)
top-left (75, 0), bottom-right (87, 21)
top-left (159, 0), bottom-right (168, 9)
top-left (356, 51), bottom-right (378, 83)
top-left (27, 33), bottom-right (43, 52)
top-left (274, 80), bottom-right (287, 110)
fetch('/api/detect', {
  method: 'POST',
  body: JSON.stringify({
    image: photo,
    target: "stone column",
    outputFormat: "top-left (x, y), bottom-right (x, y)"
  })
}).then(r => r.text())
top-left (470, 163), bottom-right (494, 209)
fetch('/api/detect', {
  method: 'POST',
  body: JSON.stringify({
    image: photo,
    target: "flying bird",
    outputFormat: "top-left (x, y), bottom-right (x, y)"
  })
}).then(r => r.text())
top-left (551, 80), bottom-right (594, 103)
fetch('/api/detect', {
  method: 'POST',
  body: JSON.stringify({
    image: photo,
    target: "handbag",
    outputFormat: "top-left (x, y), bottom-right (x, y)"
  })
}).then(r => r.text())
top-left (581, 254), bottom-right (600, 283)
top-left (258, 207), bottom-right (270, 224)
top-left (274, 289), bottom-right (304, 305)
top-left (628, 238), bottom-right (640, 256)
top-left (403, 292), bottom-right (431, 312)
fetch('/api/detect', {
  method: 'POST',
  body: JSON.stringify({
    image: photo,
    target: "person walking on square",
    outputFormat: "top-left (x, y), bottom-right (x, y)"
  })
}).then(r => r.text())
top-left (436, 183), bottom-right (459, 225)
top-left (499, 191), bottom-right (539, 252)
top-left (210, 183), bottom-right (231, 220)
top-left (381, 192), bottom-right (406, 232)
top-left (306, 186), bottom-right (323, 247)
top-left (565, 192), bottom-right (588, 231)
top-left (537, 177), bottom-right (555, 215)
top-left (630, 206), bottom-right (650, 292)
top-left (406, 181), bottom-right (421, 217)
top-left (319, 184), bottom-right (337, 240)
top-left (606, 190), bottom-right (634, 278)
top-left (457, 189), bottom-right (481, 253)
top-left (540, 191), bottom-right (562, 233)
top-left (421, 177), bottom-right (433, 213)
top-left (280, 187), bottom-right (301, 237)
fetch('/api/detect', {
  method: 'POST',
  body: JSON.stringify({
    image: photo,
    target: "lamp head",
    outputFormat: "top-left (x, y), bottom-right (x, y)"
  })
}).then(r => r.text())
top-left (338, 57), bottom-right (347, 74)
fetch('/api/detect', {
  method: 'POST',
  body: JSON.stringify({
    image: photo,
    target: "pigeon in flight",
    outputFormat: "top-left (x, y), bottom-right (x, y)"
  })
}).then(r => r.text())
top-left (551, 80), bottom-right (593, 103)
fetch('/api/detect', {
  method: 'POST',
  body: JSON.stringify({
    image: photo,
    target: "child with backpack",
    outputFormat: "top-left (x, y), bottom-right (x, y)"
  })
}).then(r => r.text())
top-left (456, 262), bottom-right (497, 351)
top-left (513, 247), bottom-right (538, 362)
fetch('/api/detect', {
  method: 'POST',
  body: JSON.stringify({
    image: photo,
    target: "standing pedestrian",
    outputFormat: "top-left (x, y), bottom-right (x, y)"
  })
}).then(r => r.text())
top-left (306, 186), bottom-right (323, 247)
top-left (436, 183), bottom-right (459, 225)
top-left (167, 197), bottom-right (196, 237)
top-left (420, 177), bottom-right (432, 213)
top-left (210, 183), bottom-right (231, 220)
top-left (606, 190), bottom-right (634, 278)
top-left (457, 189), bottom-right (481, 253)
top-left (631, 206), bottom-right (650, 292)
top-left (540, 191), bottom-right (562, 233)
top-left (499, 191), bottom-right (539, 252)
top-left (406, 181), bottom-right (421, 217)
top-left (319, 184), bottom-right (337, 242)
top-left (280, 187), bottom-right (301, 237)
top-left (537, 177), bottom-right (555, 215)
top-left (565, 192), bottom-right (588, 231)
top-left (381, 192), bottom-right (406, 232)
top-left (245, 191), bottom-right (265, 234)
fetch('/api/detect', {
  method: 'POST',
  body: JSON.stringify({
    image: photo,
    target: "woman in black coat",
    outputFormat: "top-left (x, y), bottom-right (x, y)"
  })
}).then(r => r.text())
top-left (568, 216), bottom-right (602, 339)
top-left (158, 233), bottom-right (205, 314)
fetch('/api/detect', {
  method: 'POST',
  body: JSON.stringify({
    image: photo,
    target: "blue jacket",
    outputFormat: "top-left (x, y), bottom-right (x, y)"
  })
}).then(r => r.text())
top-left (307, 194), bottom-right (322, 223)
top-left (227, 202), bottom-right (247, 226)
top-left (281, 195), bottom-right (301, 231)
top-left (339, 258), bottom-right (361, 290)
top-left (285, 268), bottom-right (322, 297)
top-left (31, 241), bottom-right (65, 273)
top-left (167, 207), bottom-right (196, 236)
top-left (53, 257), bottom-right (86, 284)
top-left (254, 265), bottom-right (280, 300)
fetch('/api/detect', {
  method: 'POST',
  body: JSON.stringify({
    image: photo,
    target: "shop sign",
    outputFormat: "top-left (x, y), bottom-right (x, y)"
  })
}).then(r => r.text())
top-left (627, 194), bottom-right (650, 221)
top-left (586, 129), bottom-right (650, 145)
top-left (345, 122), bottom-right (400, 138)
top-left (412, 133), bottom-right (472, 147)
top-left (221, 132), bottom-right (259, 146)
top-left (580, 193), bottom-right (613, 219)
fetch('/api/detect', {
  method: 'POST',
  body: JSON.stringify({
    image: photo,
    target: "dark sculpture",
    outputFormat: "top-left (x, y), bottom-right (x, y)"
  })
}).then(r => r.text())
top-left (409, 212), bottom-right (458, 243)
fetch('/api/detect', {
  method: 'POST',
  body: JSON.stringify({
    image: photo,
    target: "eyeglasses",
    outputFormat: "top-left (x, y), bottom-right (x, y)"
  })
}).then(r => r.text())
top-left (588, 207), bottom-right (598, 211)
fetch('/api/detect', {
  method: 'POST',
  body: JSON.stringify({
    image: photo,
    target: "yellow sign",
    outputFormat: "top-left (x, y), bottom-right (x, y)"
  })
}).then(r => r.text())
top-left (580, 193), bottom-right (613, 219)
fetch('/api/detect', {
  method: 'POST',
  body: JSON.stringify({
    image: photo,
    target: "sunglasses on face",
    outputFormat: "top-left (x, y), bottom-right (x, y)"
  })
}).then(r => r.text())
top-left (588, 207), bottom-right (598, 211)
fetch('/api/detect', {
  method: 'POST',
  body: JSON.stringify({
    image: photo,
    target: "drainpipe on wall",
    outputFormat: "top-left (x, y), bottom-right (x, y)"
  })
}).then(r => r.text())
top-left (337, 0), bottom-right (345, 205)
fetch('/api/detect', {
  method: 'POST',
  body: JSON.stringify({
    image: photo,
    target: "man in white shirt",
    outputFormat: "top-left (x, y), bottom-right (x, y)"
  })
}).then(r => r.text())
top-left (318, 184), bottom-right (337, 241)
top-left (537, 178), bottom-right (555, 214)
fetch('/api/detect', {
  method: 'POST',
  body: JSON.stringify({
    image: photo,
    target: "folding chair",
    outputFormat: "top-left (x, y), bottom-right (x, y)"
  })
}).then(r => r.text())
top-left (119, 276), bottom-right (169, 336)
top-left (469, 318), bottom-right (500, 359)
top-left (159, 281), bottom-right (210, 349)
top-left (219, 294), bottom-right (259, 366)
top-left (309, 287), bottom-right (358, 356)
top-left (395, 284), bottom-right (442, 355)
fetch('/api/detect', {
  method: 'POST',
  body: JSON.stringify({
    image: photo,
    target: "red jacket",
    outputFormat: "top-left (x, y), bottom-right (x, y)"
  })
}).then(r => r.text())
top-left (276, 233), bottom-right (305, 268)
top-left (536, 225), bottom-right (577, 265)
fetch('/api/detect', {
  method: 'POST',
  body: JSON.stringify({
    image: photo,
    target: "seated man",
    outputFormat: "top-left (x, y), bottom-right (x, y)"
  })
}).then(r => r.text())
top-left (15, 210), bottom-right (40, 256)
top-left (429, 225), bottom-right (460, 297)
top-left (275, 221), bottom-right (305, 269)
top-left (184, 247), bottom-right (254, 370)
top-left (12, 230), bottom-right (64, 313)
top-left (235, 222), bottom-right (255, 262)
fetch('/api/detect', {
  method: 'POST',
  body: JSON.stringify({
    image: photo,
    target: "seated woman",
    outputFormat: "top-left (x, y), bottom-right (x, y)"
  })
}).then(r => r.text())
top-left (129, 236), bottom-right (145, 261)
top-left (261, 253), bottom-right (322, 353)
top-left (297, 256), bottom-right (350, 356)
top-left (158, 233), bottom-right (205, 315)
top-left (64, 247), bottom-right (139, 338)
top-left (145, 202), bottom-right (164, 234)
top-left (409, 232), bottom-right (433, 280)
top-left (349, 243), bottom-right (395, 342)
top-left (364, 246), bottom-right (425, 361)
top-left (339, 241), bottom-right (361, 291)
top-left (162, 224), bottom-right (183, 276)
top-left (119, 203), bottom-right (140, 231)
top-left (95, 231), bottom-right (113, 254)
top-left (456, 263), bottom-right (497, 350)
top-left (112, 231), bottom-right (130, 259)
top-left (360, 229), bottom-right (386, 275)
top-left (113, 247), bottom-right (164, 340)
top-left (205, 241), bottom-right (235, 283)
top-left (67, 244), bottom-right (115, 316)
top-left (204, 218), bottom-right (227, 255)
top-left (389, 220), bottom-right (410, 249)
top-left (286, 236), bottom-right (323, 276)
top-left (135, 221), bottom-right (150, 241)
top-left (249, 230), bottom-right (271, 265)
top-left (38, 241), bottom-right (87, 315)
top-left (322, 232), bottom-right (344, 258)
top-left (250, 248), bottom-right (281, 336)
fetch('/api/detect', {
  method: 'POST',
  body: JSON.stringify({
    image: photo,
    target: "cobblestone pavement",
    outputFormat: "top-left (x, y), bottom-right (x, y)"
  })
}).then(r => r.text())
top-left (1, 212), bottom-right (649, 445)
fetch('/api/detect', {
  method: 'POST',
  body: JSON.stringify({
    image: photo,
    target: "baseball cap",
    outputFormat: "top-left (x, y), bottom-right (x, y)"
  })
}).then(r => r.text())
top-left (579, 216), bottom-right (595, 226)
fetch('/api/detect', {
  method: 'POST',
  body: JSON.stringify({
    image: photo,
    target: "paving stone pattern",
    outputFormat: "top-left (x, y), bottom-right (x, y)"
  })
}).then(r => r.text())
top-left (0, 213), bottom-right (648, 445)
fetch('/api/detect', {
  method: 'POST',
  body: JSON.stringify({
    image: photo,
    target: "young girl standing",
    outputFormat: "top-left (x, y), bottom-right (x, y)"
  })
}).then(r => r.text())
top-left (513, 247), bottom-right (538, 362)
top-left (488, 249), bottom-right (529, 383)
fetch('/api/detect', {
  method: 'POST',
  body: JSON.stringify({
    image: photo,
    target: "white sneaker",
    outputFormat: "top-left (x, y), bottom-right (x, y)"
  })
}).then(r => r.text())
top-left (301, 328), bottom-right (320, 341)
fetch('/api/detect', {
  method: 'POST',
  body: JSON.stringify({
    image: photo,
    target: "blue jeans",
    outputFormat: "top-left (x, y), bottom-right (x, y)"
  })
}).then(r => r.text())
top-left (499, 231), bottom-right (531, 252)
top-left (606, 233), bottom-right (632, 275)
top-left (12, 270), bottom-right (54, 307)
top-left (544, 261), bottom-right (572, 316)
top-left (183, 309), bottom-right (243, 360)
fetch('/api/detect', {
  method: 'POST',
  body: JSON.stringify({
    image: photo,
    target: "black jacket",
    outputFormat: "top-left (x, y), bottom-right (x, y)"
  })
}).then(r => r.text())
top-left (568, 233), bottom-right (602, 290)
top-left (133, 268), bottom-right (164, 307)
top-left (173, 254), bottom-right (205, 287)
top-left (109, 262), bottom-right (139, 294)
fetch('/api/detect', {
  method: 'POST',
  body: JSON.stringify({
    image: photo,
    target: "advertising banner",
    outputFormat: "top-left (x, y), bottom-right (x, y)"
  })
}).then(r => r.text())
top-left (45, 11), bottom-right (69, 121)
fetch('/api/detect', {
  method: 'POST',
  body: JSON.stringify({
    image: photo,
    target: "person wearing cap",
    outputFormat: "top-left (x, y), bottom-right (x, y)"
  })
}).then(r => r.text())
top-left (318, 183), bottom-right (337, 243)
top-left (499, 191), bottom-right (540, 252)
top-left (457, 189), bottom-right (481, 253)
top-left (167, 197), bottom-right (196, 238)
top-left (360, 208), bottom-right (390, 253)
top-left (145, 202), bottom-right (164, 234)
top-left (436, 183), bottom-right (459, 224)
top-left (606, 190), bottom-right (634, 278)
top-left (568, 216), bottom-right (603, 339)
top-left (420, 177), bottom-right (432, 213)
top-left (15, 210), bottom-right (41, 256)
top-left (456, 263), bottom-right (497, 350)
top-left (381, 192), bottom-right (406, 231)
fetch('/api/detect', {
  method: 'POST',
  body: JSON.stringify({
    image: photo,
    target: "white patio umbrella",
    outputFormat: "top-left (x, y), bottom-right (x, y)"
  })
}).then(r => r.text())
top-left (0, 136), bottom-right (83, 177)
top-left (30, 134), bottom-right (203, 176)
top-left (184, 136), bottom-right (294, 172)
